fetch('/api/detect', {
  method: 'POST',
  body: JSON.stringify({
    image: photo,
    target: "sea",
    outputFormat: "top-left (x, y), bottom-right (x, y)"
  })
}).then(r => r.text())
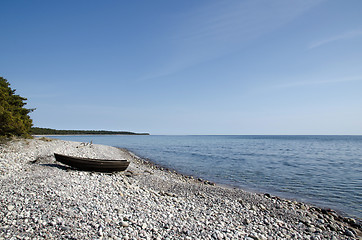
top-left (49, 135), bottom-right (362, 219)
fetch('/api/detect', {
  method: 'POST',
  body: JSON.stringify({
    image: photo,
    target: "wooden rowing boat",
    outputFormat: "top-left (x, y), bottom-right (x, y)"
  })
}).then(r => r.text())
top-left (54, 153), bottom-right (130, 172)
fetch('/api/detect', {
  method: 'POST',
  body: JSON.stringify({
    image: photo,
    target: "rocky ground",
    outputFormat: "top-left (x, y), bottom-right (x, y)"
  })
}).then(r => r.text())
top-left (0, 138), bottom-right (360, 240)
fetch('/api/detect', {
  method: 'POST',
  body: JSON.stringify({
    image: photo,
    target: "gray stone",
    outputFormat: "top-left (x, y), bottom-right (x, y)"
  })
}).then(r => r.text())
top-left (121, 221), bottom-right (129, 227)
top-left (344, 229), bottom-right (355, 237)
top-left (7, 205), bottom-right (14, 211)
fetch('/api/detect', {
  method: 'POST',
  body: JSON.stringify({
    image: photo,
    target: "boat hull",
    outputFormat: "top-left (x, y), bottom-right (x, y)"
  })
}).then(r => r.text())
top-left (54, 153), bottom-right (130, 172)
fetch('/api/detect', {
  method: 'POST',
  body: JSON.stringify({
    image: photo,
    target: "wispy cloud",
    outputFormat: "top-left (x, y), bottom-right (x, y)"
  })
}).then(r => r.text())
top-left (178, 0), bottom-right (322, 44)
top-left (275, 75), bottom-right (362, 89)
top-left (172, 0), bottom-right (324, 65)
top-left (139, 0), bottom-right (324, 82)
top-left (309, 30), bottom-right (362, 49)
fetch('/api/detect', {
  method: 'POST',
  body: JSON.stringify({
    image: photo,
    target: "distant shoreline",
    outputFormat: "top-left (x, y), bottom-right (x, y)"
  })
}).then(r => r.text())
top-left (30, 127), bottom-right (150, 136)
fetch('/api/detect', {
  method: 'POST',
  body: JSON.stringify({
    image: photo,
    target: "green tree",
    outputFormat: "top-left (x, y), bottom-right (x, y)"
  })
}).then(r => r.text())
top-left (0, 77), bottom-right (34, 137)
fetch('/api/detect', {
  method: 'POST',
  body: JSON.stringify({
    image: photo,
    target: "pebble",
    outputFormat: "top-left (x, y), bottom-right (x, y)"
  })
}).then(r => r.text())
top-left (121, 222), bottom-right (129, 227)
top-left (344, 229), bottom-right (355, 237)
top-left (0, 138), bottom-right (360, 239)
top-left (7, 205), bottom-right (15, 211)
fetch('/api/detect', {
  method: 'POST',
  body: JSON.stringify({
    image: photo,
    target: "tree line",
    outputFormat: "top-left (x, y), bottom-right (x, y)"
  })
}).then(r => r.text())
top-left (31, 127), bottom-right (149, 135)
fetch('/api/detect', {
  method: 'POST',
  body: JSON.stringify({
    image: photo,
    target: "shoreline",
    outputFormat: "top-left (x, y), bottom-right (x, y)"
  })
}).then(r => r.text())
top-left (123, 147), bottom-right (361, 221)
top-left (122, 148), bottom-right (359, 221)
top-left (0, 138), bottom-right (361, 239)
top-left (48, 134), bottom-right (362, 221)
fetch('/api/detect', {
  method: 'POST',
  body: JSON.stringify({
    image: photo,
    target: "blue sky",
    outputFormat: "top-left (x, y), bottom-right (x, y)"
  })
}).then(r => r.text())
top-left (1, 0), bottom-right (362, 135)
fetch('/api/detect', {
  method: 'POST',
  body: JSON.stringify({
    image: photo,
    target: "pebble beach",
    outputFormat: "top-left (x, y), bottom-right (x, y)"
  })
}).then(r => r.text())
top-left (0, 138), bottom-right (360, 240)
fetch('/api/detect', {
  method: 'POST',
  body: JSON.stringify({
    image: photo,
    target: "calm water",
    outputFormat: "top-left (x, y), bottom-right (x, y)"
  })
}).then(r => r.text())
top-left (50, 135), bottom-right (362, 219)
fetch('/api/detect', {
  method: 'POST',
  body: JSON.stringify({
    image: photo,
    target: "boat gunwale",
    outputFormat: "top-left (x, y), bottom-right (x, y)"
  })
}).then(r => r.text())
top-left (54, 153), bottom-right (129, 163)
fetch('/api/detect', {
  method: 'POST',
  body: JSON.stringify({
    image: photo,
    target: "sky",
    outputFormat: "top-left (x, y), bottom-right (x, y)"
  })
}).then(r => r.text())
top-left (1, 0), bottom-right (362, 135)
